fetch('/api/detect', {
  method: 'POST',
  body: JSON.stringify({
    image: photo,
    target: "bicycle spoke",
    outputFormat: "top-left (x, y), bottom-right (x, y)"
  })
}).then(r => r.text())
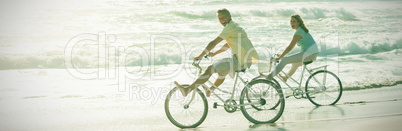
top-left (240, 79), bottom-right (285, 124)
top-left (165, 88), bottom-right (208, 128)
top-left (305, 71), bottom-right (342, 106)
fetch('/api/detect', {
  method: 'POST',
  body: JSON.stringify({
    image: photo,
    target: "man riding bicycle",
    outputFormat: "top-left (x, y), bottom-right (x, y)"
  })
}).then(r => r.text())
top-left (174, 8), bottom-right (259, 97)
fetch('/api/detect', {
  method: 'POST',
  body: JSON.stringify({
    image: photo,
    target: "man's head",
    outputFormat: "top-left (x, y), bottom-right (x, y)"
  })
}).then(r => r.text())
top-left (217, 8), bottom-right (231, 27)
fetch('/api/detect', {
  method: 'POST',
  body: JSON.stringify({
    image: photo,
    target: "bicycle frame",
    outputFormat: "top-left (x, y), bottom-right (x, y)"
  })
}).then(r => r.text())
top-left (188, 58), bottom-right (261, 108)
top-left (166, 56), bottom-right (286, 128)
top-left (270, 56), bottom-right (330, 97)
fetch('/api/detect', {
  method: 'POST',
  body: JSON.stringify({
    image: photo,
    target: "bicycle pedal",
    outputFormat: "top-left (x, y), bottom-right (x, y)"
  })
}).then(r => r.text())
top-left (213, 102), bottom-right (218, 109)
top-left (213, 102), bottom-right (224, 109)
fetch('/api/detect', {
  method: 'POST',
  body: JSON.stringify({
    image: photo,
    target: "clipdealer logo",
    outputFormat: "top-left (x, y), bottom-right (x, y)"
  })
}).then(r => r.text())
top-left (64, 32), bottom-right (190, 104)
top-left (64, 32), bottom-right (340, 104)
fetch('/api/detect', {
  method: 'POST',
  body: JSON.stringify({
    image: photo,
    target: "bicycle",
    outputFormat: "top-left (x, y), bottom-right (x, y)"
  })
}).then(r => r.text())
top-left (164, 54), bottom-right (285, 128)
top-left (254, 55), bottom-right (342, 106)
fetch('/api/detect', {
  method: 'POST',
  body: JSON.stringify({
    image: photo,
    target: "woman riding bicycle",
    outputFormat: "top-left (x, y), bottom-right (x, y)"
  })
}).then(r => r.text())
top-left (261, 14), bottom-right (319, 81)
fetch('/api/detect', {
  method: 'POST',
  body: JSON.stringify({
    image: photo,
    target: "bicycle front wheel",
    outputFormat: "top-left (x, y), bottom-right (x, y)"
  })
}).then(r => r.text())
top-left (240, 79), bottom-right (285, 124)
top-left (305, 70), bottom-right (342, 106)
top-left (164, 86), bottom-right (208, 128)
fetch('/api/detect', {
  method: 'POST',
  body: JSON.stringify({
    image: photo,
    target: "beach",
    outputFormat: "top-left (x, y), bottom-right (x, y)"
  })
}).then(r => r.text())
top-left (0, 68), bottom-right (401, 130)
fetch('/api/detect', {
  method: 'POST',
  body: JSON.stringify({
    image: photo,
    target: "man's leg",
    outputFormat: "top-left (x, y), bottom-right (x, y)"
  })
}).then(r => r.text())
top-left (202, 75), bottom-right (225, 97)
top-left (174, 65), bottom-right (215, 97)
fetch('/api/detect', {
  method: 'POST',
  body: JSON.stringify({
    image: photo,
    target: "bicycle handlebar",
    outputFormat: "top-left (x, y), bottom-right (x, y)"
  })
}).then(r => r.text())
top-left (192, 52), bottom-right (211, 73)
top-left (271, 54), bottom-right (280, 64)
top-left (204, 52), bottom-right (211, 59)
top-left (192, 52), bottom-right (211, 65)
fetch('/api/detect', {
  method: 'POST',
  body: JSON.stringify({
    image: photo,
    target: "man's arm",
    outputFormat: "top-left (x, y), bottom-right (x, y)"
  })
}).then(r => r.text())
top-left (195, 37), bottom-right (223, 60)
top-left (210, 43), bottom-right (230, 57)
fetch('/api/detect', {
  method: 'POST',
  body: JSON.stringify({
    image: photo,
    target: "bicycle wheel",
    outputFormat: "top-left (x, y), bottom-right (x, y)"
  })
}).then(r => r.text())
top-left (165, 85), bottom-right (208, 128)
top-left (250, 76), bottom-right (281, 110)
top-left (305, 70), bottom-right (342, 106)
top-left (240, 79), bottom-right (285, 124)
top-left (251, 76), bottom-right (281, 89)
top-left (246, 81), bottom-right (281, 110)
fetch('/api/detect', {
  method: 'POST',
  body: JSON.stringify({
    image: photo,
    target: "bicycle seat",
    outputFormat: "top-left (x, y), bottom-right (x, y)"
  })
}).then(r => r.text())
top-left (303, 61), bottom-right (313, 65)
top-left (235, 69), bottom-right (247, 73)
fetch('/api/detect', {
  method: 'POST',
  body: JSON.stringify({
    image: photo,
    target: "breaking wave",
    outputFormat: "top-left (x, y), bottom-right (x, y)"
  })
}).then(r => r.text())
top-left (170, 10), bottom-right (217, 20)
top-left (344, 80), bottom-right (402, 91)
top-left (171, 7), bottom-right (357, 20)
top-left (319, 38), bottom-right (402, 56)
top-left (1, 38), bottom-right (400, 70)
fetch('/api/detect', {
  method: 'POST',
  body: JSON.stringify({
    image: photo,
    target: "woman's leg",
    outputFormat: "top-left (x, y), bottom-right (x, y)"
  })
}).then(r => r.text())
top-left (280, 62), bottom-right (302, 82)
top-left (265, 52), bottom-right (316, 80)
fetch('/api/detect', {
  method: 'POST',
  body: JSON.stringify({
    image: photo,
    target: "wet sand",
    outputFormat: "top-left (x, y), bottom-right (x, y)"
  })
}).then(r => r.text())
top-left (176, 84), bottom-right (402, 131)
top-left (1, 83), bottom-right (401, 130)
top-left (0, 69), bottom-right (401, 130)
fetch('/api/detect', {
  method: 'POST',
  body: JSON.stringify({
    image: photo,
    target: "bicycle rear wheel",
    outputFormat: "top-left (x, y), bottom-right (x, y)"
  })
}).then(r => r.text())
top-left (251, 76), bottom-right (281, 89)
top-left (240, 79), bottom-right (285, 124)
top-left (165, 86), bottom-right (208, 128)
top-left (250, 76), bottom-right (281, 110)
top-left (305, 70), bottom-right (342, 106)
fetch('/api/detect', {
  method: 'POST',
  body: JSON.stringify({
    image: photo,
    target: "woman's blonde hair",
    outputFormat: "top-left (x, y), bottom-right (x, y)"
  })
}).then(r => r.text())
top-left (291, 14), bottom-right (309, 33)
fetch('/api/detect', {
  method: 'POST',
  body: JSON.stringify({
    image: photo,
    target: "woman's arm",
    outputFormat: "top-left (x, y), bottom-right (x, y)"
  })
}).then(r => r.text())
top-left (210, 43), bottom-right (230, 57)
top-left (276, 35), bottom-right (302, 61)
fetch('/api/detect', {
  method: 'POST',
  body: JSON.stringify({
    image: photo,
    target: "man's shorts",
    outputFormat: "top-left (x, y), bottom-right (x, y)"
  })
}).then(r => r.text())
top-left (212, 55), bottom-right (251, 78)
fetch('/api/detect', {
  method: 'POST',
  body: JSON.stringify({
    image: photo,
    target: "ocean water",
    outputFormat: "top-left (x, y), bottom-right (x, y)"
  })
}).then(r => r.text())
top-left (0, 0), bottom-right (401, 85)
top-left (0, 0), bottom-right (401, 129)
